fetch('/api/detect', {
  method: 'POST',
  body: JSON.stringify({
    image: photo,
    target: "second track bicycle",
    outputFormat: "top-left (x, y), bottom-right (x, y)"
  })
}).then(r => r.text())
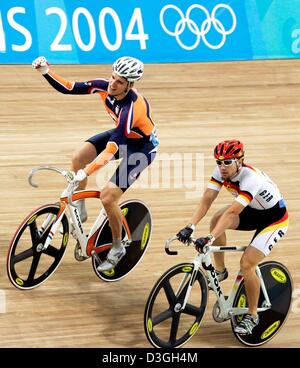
top-left (144, 236), bottom-right (293, 348)
top-left (7, 166), bottom-right (152, 290)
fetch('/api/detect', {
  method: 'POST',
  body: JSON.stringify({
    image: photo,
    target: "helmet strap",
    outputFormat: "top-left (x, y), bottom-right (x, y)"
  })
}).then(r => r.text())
top-left (228, 159), bottom-right (242, 180)
top-left (125, 81), bottom-right (133, 93)
top-left (234, 159), bottom-right (242, 176)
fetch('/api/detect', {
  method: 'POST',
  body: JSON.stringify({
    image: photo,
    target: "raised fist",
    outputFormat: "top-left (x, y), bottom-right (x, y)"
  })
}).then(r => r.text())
top-left (32, 56), bottom-right (50, 75)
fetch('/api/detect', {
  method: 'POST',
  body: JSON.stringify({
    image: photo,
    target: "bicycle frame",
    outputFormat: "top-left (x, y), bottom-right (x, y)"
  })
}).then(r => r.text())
top-left (28, 166), bottom-right (132, 260)
top-left (165, 237), bottom-right (272, 321)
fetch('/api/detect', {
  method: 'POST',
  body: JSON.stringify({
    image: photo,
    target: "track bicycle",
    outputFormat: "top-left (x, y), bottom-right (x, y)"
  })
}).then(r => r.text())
top-left (7, 166), bottom-right (152, 290)
top-left (144, 236), bottom-right (293, 348)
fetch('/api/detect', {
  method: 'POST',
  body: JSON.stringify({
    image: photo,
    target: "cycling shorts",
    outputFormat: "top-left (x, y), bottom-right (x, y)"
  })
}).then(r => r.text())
top-left (237, 200), bottom-right (289, 256)
top-left (86, 129), bottom-right (157, 192)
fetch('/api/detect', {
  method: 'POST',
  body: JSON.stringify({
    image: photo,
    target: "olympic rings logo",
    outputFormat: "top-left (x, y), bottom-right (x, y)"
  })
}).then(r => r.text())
top-left (160, 4), bottom-right (237, 50)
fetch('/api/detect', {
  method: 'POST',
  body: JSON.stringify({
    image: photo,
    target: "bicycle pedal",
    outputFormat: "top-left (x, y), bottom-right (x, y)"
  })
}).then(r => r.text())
top-left (122, 240), bottom-right (132, 248)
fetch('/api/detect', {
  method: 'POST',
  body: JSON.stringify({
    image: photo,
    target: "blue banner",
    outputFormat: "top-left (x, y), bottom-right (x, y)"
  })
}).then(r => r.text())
top-left (0, 0), bottom-right (299, 64)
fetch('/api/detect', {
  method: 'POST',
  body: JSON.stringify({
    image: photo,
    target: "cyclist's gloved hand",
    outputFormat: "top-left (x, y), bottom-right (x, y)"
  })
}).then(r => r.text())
top-left (73, 169), bottom-right (87, 184)
top-left (177, 224), bottom-right (195, 244)
top-left (195, 234), bottom-right (215, 253)
top-left (32, 56), bottom-right (50, 75)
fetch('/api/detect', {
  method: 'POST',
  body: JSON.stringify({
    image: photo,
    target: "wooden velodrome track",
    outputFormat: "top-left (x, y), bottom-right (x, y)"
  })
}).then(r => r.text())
top-left (0, 59), bottom-right (299, 348)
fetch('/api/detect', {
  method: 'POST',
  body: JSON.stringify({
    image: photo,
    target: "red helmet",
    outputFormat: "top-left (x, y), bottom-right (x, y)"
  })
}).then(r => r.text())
top-left (214, 139), bottom-right (244, 160)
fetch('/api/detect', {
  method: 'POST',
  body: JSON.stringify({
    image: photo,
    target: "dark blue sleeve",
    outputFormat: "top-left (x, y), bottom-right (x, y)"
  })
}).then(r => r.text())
top-left (43, 74), bottom-right (109, 95)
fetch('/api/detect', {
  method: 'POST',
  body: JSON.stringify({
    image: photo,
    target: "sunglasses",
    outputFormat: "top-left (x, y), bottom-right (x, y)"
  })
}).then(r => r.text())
top-left (216, 159), bottom-right (236, 166)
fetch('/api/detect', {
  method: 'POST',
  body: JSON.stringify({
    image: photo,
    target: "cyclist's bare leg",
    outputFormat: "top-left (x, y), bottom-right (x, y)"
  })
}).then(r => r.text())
top-left (71, 142), bottom-right (97, 191)
top-left (240, 246), bottom-right (265, 316)
top-left (96, 182), bottom-right (126, 272)
top-left (100, 183), bottom-right (123, 242)
top-left (210, 205), bottom-right (231, 272)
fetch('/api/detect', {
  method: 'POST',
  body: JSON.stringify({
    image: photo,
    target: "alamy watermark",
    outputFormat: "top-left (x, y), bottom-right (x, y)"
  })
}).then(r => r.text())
top-left (96, 148), bottom-right (205, 199)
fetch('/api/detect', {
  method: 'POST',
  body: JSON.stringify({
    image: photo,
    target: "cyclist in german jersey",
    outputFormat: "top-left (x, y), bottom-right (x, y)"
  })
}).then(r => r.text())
top-left (177, 140), bottom-right (288, 335)
top-left (32, 55), bottom-right (159, 272)
top-left (209, 161), bottom-right (283, 210)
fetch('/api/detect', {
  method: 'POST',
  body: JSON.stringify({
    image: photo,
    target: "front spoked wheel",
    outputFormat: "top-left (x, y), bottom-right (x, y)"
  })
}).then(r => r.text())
top-left (92, 199), bottom-right (152, 281)
top-left (7, 203), bottom-right (69, 290)
top-left (144, 263), bottom-right (208, 348)
top-left (231, 261), bottom-right (293, 346)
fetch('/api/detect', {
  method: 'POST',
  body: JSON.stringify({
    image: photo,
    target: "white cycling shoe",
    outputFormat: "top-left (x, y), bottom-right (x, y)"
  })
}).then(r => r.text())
top-left (234, 314), bottom-right (259, 335)
top-left (97, 245), bottom-right (126, 272)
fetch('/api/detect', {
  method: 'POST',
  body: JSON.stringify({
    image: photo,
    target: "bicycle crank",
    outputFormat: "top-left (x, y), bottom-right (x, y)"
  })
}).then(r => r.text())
top-left (74, 241), bottom-right (89, 262)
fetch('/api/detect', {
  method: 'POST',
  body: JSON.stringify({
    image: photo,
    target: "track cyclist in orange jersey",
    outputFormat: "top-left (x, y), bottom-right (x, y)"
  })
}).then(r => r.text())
top-left (32, 55), bottom-right (159, 272)
top-left (177, 139), bottom-right (289, 335)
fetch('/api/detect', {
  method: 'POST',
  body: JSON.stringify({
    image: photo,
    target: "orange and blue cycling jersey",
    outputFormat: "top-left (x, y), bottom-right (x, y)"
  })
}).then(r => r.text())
top-left (43, 70), bottom-right (159, 180)
top-left (43, 71), bottom-right (159, 153)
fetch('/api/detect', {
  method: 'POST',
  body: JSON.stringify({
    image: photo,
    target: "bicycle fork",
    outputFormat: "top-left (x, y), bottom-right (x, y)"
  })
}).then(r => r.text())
top-left (37, 202), bottom-right (88, 253)
top-left (175, 255), bottom-right (203, 311)
top-left (36, 207), bottom-right (67, 252)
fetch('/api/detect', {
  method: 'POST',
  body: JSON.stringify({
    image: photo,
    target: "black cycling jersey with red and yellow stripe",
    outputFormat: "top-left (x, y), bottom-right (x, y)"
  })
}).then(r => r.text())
top-left (207, 163), bottom-right (284, 210)
top-left (43, 71), bottom-right (158, 153)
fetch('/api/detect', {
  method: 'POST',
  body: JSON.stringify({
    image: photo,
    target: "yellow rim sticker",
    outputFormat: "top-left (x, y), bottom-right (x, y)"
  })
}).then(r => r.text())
top-left (237, 294), bottom-right (247, 322)
top-left (147, 318), bottom-right (153, 332)
top-left (182, 266), bottom-right (192, 273)
top-left (103, 269), bottom-right (115, 277)
top-left (27, 215), bottom-right (37, 225)
top-left (63, 233), bottom-right (69, 247)
top-left (271, 268), bottom-right (287, 283)
top-left (189, 322), bottom-right (199, 335)
top-left (16, 278), bottom-right (24, 286)
top-left (121, 208), bottom-right (128, 216)
top-left (261, 320), bottom-right (281, 340)
top-left (141, 223), bottom-right (150, 249)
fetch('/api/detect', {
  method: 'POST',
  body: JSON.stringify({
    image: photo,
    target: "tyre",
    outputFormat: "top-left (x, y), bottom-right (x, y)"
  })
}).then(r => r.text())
top-left (7, 203), bottom-right (69, 290)
top-left (144, 263), bottom-right (208, 348)
top-left (92, 199), bottom-right (152, 281)
top-left (231, 261), bottom-right (293, 346)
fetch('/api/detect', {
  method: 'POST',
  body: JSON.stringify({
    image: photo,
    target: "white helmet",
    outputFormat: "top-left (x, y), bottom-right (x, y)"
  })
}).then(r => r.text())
top-left (112, 56), bottom-right (144, 82)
